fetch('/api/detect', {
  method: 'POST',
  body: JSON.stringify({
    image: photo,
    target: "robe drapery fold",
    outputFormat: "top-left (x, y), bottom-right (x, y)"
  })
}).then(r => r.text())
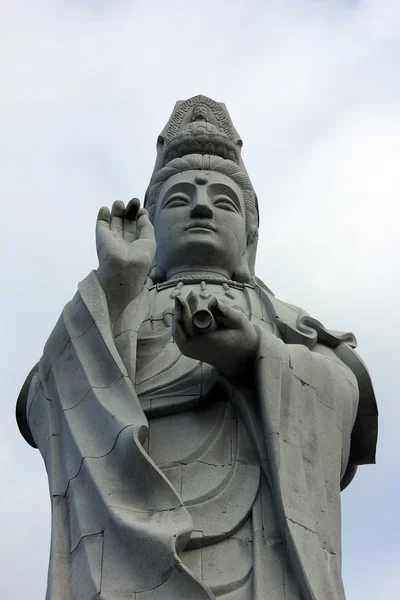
top-left (17, 271), bottom-right (377, 599)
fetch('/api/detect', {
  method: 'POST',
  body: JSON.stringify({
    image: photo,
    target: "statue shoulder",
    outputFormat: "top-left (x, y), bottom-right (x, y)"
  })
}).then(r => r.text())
top-left (16, 364), bottom-right (39, 448)
top-left (255, 277), bottom-right (357, 349)
top-left (255, 278), bottom-right (378, 473)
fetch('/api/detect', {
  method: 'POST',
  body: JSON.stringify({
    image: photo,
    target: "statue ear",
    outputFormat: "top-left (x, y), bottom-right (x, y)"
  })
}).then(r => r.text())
top-left (233, 226), bottom-right (258, 283)
top-left (246, 227), bottom-right (258, 278)
top-left (149, 263), bottom-right (165, 284)
top-left (233, 254), bottom-right (252, 283)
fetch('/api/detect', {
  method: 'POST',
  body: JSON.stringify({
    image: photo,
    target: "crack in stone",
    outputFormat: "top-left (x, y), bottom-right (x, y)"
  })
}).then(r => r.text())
top-left (62, 374), bottom-right (127, 411)
top-left (52, 423), bottom-right (136, 498)
top-left (286, 517), bottom-right (316, 535)
top-left (107, 504), bottom-right (184, 516)
top-left (70, 530), bottom-right (104, 555)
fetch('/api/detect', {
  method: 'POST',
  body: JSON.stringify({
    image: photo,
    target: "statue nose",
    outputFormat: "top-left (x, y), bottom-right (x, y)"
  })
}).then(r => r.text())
top-left (190, 191), bottom-right (213, 219)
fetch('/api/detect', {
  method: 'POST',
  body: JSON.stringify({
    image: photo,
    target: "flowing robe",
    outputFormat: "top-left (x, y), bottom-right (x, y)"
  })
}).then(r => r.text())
top-left (17, 272), bottom-right (377, 600)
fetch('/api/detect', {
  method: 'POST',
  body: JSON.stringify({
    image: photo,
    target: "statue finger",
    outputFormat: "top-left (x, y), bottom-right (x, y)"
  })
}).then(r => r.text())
top-left (186, 290), bottom-right (199, 314)
top-left (96, 206), bottom-right (111, 228)
top-left (136, 207), bottom-right (147, 219)
top-left (124, 198), bottom-right (140, 241)
top-left (136, 211), bottom-right (155, 241)
top-left (96, 206), bottom-right (111, 250)
top-left (174, 297), bottom-right (194, 338)
top-left (208, 297), bottom-right (245, 329)
top-left (174, 297), bottom-right (183, 323)
top-left (125, 198), bottom-right (140, 220)
top-left (110, 200), bottom-right (125, 234)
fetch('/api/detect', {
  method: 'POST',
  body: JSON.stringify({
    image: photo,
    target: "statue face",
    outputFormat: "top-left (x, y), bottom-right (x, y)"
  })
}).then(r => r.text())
top-left (153, 170), bottom-right (247, 280)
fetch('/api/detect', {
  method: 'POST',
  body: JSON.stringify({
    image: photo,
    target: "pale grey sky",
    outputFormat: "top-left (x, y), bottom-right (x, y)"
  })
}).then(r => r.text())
top-left (1, 1), bottom-right (399, 598)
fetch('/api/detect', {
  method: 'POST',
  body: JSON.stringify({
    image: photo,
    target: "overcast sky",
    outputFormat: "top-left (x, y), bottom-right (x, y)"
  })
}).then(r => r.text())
top-left (1, 1), bottom-right (399, 598)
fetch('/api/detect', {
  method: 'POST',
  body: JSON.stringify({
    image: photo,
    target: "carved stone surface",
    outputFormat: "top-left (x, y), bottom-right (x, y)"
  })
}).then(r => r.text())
top-left (17, 95), bottom-right (378, 599)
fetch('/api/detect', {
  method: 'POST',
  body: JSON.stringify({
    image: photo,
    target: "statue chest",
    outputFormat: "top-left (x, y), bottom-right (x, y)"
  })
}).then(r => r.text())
top-left (132, 280), bottom-right (277, 597)
top-left (134, 280), bottom-right (276, 414)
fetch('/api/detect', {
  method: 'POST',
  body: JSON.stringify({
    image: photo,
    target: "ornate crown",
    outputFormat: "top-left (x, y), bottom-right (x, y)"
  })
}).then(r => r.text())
top-left (149, 94), bottom-right (248, 182)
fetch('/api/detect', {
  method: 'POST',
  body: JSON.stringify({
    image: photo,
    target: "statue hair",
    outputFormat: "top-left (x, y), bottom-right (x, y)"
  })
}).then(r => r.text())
top-left (145, 154), bottom-right (259, 242)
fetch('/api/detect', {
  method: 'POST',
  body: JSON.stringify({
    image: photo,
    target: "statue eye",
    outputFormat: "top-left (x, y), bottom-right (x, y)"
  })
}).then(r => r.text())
top-left (213, 196), bottom-right (238, 212)
top-left (163, 194), bottom-right (190, 208)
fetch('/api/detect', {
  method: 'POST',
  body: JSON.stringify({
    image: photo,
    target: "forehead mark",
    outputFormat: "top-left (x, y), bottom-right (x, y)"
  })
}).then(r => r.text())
top-left (194, 175), bottom-right (209, 185)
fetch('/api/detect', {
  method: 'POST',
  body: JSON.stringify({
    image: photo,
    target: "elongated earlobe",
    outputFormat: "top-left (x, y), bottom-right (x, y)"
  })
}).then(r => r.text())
top-left (246, 227), bottom-right (258, 278)
top-left (233, 227), bottom-right (258, 283)
top-left (149, 263), bottom-right (165, 283)
top-left (233, 253), bottom-right (252, 283)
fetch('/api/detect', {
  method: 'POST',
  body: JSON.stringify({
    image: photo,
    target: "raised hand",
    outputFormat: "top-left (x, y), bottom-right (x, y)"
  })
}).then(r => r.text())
top-left (172, 292), bottom-right (260, 380)
top-left (96, 199), bottom-right (156, 324)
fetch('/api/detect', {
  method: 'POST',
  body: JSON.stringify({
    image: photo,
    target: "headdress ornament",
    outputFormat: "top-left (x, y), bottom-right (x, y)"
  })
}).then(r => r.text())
top-left (145, 95), bottom-right (259, 226)
top-left (149, 94), bottom-right (246, 177)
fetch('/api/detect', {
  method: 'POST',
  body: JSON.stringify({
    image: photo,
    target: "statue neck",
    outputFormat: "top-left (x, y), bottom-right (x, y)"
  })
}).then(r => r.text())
top-left (166, 268), bottom-right (231, 282)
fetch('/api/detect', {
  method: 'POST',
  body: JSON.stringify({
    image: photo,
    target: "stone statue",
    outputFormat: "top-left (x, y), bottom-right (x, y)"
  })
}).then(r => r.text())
top-left (17, 95), bottom-right (378, 600)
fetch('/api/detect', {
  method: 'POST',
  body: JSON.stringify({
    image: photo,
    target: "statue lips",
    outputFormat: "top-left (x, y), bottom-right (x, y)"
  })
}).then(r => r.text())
top-left (185, 221), bottom-right (217, 233)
